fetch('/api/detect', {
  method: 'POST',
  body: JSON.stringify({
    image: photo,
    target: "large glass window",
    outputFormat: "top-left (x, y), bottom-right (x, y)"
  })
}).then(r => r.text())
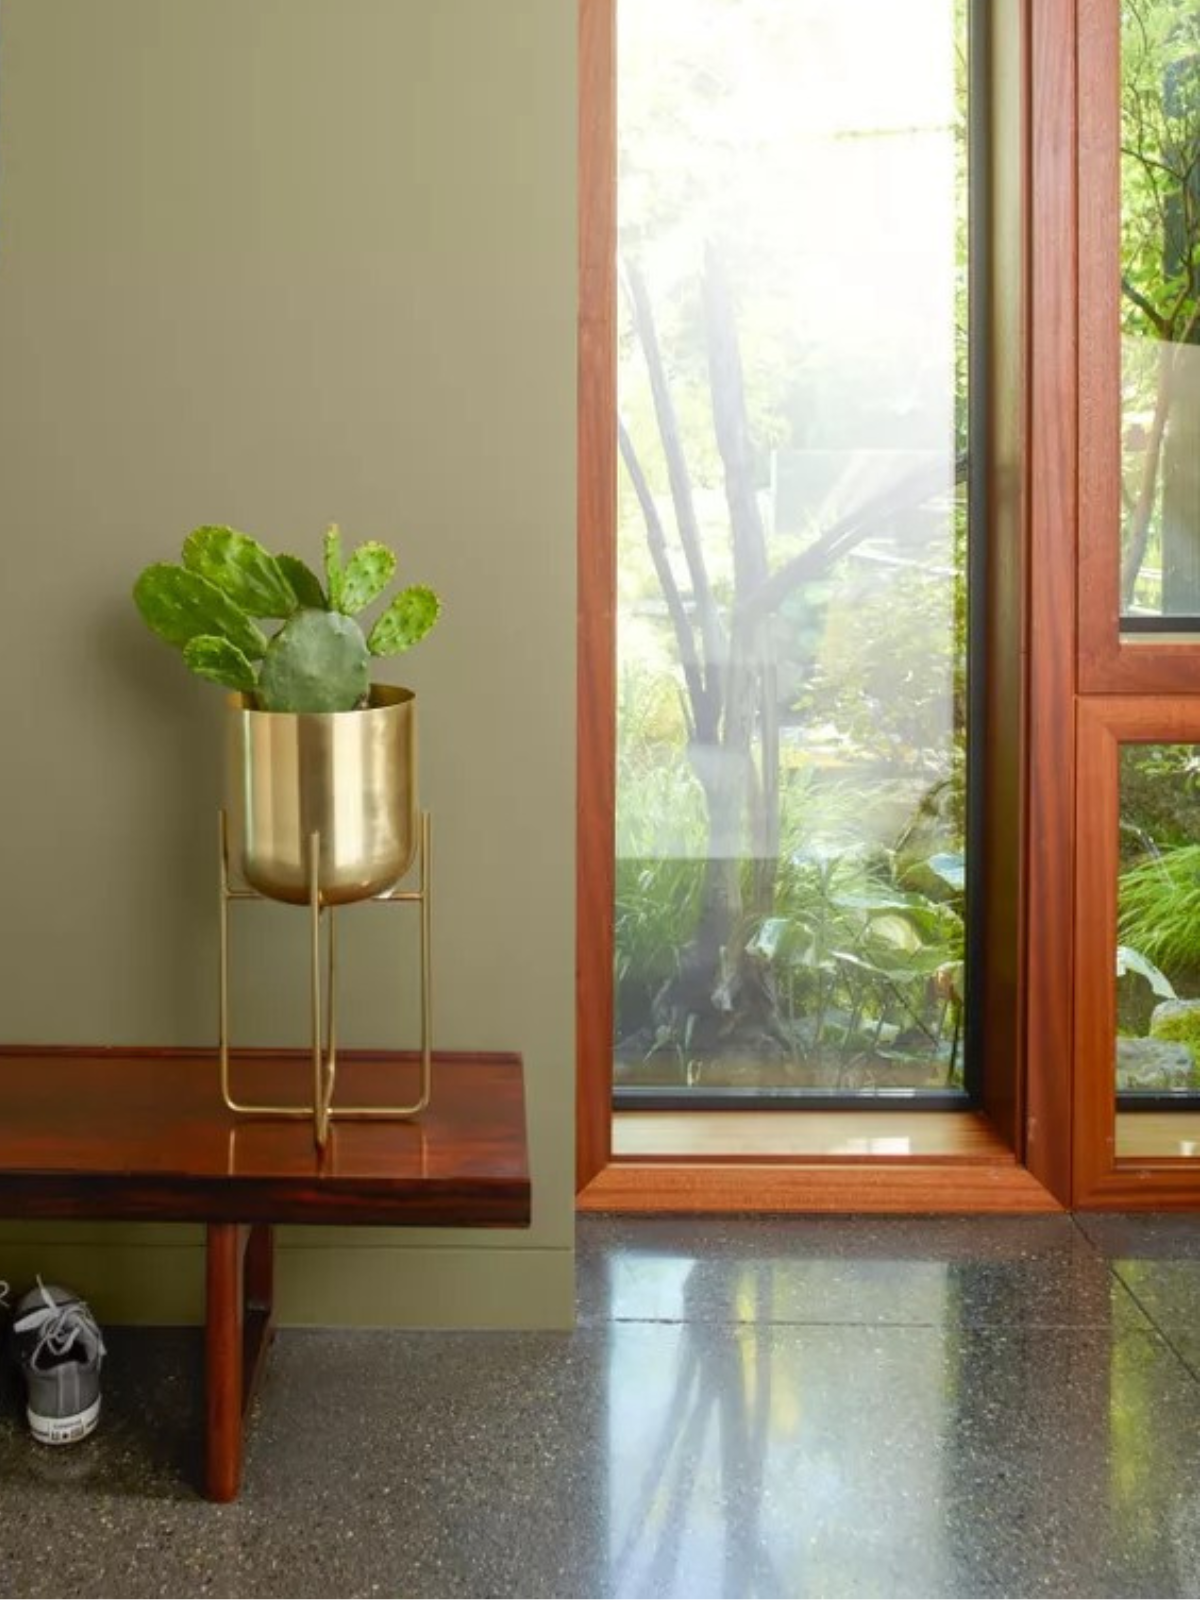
top-left (614, 0), bottom-right (972, 1101)
top-left (1120, 1), bottom-right (1200, 626)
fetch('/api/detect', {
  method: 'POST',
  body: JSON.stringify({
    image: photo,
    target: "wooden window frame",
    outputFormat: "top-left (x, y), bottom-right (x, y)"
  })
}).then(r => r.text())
top-left (576, 0), bottom-right (1077, 1211)
top-left (1077, 0), bottom-right (1200, 692)
top-left (1075, 699), bottom-right (1200, 1206)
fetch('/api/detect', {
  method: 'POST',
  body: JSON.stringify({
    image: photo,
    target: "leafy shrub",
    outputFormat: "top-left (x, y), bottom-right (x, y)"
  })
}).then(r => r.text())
top-left (1118, 845), bottom-right (1200, 985)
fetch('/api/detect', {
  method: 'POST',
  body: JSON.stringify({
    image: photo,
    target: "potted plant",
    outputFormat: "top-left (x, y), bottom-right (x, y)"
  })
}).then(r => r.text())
top-left (133, 523), bottom-right (442, 1144)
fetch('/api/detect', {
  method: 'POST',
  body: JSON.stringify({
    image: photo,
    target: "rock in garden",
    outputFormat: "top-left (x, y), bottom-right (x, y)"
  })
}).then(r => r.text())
top-left (1116, 1036), bottom-right (1195, 1090)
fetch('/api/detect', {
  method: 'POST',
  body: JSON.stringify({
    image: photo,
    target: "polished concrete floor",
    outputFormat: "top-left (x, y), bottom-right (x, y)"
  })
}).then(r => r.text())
top-left (3, 1214), bottom-right (1200, 1596)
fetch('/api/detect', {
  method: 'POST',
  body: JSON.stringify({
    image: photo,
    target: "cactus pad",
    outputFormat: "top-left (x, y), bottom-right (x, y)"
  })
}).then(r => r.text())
top-left (182, 635), bottom-right (258, 693)
top-left (182, 526), bottom-right (298, 618)
top-left (367, 585), bottom-right (442, 657)
top-left (257, 608), bottom-right (370, 713)
top-left (339, 541), bottom-right (397, 615)
top-left (133, 564), bottom-right (267, 660)
top-left (135, 523), bottom-right (440, 705)
top-left (323, 525), bottom-right (346, 613)
top-left (276, 553), bottom-right (327, 610)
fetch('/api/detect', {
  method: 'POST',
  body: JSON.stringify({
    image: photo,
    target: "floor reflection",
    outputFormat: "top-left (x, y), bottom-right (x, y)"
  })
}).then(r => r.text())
top-left (605, 1254), bottom-right (952, 1597)
top-left (6, 1220), bottom-right (1200, 1598)
top-left (589, 1221), bottom-right (1197, 1600)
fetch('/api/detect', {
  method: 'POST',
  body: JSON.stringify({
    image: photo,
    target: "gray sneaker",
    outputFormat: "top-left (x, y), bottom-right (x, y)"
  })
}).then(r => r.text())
top-left (0, 1280), bottom-right (9, 1398)
top-left (11, 1281), bottom-right (105, 1445)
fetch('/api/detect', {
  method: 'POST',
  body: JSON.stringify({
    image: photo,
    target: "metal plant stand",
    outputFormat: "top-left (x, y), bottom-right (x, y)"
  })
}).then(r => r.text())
top-left (216, 807), bottom-right (433, 1149)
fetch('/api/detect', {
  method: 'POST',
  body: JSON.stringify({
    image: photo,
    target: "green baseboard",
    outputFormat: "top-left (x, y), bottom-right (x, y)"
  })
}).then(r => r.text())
top-left (0, 1232), bottom-right (574, 1329)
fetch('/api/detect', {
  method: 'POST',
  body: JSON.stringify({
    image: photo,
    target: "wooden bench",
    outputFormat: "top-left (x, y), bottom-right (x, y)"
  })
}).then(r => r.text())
top-left (0, 1047), bottom-right (531, 1500)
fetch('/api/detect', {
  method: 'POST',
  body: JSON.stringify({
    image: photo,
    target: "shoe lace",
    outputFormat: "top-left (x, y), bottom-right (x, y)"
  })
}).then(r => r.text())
top-left (15, 1278), bottom-right (105, 1367)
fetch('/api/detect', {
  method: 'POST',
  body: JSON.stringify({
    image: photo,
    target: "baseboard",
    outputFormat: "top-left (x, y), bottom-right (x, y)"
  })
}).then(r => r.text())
top-left (0, 1234), bottom-right (575, 1329)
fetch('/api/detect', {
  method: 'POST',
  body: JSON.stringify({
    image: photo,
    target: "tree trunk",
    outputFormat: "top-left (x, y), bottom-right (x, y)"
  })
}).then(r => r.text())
top-left (1121, 339), bottom-right (1177, 608)
top-left (1162, 341), bottom-right (1200, 613)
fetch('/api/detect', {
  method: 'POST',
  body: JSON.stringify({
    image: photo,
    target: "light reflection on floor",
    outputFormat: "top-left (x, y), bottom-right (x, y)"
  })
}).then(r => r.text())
top-left (605, 1253), bottom-right (950, 1597)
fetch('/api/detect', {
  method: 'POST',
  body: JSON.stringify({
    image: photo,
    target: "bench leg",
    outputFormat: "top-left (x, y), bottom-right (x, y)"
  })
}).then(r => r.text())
top-left (205, 1222), bottom-right (276, 1502)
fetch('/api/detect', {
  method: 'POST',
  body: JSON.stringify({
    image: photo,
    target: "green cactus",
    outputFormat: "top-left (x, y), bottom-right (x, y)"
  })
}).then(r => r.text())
top-left (257, 609), bottom-right (370, 713)
top-left (276, 553), bottom-right (327, 610)
top-left (133, 564), bottom-right (267, 660)
top-left (323, 525), bottom-right (346, 613)
top-left (339, 541), bottom-right (397, 615)
top-left (183, 635), bottom-right (258, 693)
top-left (134, 524), bottom-right (441, 709)
top-left (182, 527), bottom-right (298, 618)
top-left (367, 585), bottom-right (441, 657)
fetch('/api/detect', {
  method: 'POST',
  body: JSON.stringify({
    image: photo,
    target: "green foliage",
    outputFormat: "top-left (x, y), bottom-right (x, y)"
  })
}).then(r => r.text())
top-left (340, 542), bottom-right (397, 616)
top-left (257, 609), bottom-right (370, 714)
top-left (1149, 1000), bottom-right (1200, 1053)
top-left (368, 586), bottom-right (442, 657)
top-left (1121, 0), bottom-right (1200, 343)
top-left (1118, 844), bottom-right (1200, 976)
top-left (182, 635), bottom-right (258, 694)
top-left (133, 564), bottom-right (267, 660)
top-left (276, 554), bottom-right (327, 611)
top-left (323, 525), bottom-right (346, 613)
top-left (181, 527), bottom-right (298, 619)
top-left (132, 525), bottom-right (441, 709)
top-left (613, 665), bottom-right (965, 1079)
top-left (1120, 744), bottom-right (1200, 859)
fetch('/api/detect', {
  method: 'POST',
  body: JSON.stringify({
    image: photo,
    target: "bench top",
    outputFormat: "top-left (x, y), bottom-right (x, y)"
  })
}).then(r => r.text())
top-left (0, 1049), bottom-right (530, 1228)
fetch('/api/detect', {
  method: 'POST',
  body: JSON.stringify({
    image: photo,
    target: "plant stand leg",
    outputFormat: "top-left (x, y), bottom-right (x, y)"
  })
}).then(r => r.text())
top-left (205, 1222), bottom-right (276, 1502)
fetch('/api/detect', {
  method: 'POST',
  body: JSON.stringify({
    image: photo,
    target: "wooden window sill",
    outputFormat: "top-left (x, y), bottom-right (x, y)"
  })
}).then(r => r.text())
top-left (578, 1110), bottom-right (1062, 1213)
top-left (612, 1109), bottom-right (1011, 1164)
top-left (1117, 1112), bottom-right (1200, 1161)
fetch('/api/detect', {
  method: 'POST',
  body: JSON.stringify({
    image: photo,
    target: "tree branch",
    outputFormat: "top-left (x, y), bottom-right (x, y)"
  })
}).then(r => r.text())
top-left (623, 258), bottom-right (728, 718)
top-left (617, 417), bottom-right (714, 744)
top-left (702, 242), bottom-right (779, 885)
top-left (1122, 274), bottom-right (1170, 335)
top-left (736, 454), bottom-right (969, 627)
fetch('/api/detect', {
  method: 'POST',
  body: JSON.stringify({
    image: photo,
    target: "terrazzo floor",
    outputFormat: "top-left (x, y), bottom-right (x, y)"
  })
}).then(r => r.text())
top-left (3, 1214), bottom-right (1200, 1597)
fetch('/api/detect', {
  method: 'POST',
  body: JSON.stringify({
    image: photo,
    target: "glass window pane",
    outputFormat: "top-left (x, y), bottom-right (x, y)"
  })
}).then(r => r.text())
top-left (1117, 743), bottom-right (1200, 1157)
top-left (1120, 1), bottom-right (1200, 626)
top-left (614, 0), bottom-right (970, 1099)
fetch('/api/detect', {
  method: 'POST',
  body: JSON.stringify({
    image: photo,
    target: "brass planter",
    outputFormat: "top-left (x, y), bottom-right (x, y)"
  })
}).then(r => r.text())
top-left (226, 684), bottom-right (417, 906)
top-left (218, 684), bottom-right (432, 1148)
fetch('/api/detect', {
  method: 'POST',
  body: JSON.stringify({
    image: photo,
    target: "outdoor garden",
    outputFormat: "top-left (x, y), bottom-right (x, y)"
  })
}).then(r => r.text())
top-left (613, 0), bottom-right (969, 1095)
top-left (612, 0), bottom-right (1200, 1100)
top-left (1113, 0), bottom-right (1200, 1093)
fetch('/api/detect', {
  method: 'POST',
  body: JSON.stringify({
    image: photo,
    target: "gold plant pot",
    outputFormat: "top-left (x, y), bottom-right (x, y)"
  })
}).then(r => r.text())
top-left (226, 684), bottom-right (417, 906)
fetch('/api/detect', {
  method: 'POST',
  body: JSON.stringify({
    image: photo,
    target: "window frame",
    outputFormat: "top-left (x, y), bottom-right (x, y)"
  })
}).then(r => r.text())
top-left (576, 0), bottom-right (1074, 1210)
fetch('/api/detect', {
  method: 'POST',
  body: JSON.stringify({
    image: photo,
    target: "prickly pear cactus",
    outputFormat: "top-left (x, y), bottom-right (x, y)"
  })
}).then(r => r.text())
top-left (134, 523), bottom-right (441, 707)
top-left (257, 609), bottom-right (370, 713)
top-left (183, 635), bottom-right (258, 693)
top-left (276, 553), bottom-right (327, 611)
top-left (339, 541), bottom-right (397, 616)
top-left (323, 525), bottom-right (346, 613)
top-left (182, 527), bottom-right (298, 618)
top-left (367, 585), bottom-right (442, 657)
top-left (133, 564), bottom-right (267, 660)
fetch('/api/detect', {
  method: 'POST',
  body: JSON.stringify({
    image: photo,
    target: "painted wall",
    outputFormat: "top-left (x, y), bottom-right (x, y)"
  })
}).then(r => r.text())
top-left (0, 0), bottom-right (576, 1325)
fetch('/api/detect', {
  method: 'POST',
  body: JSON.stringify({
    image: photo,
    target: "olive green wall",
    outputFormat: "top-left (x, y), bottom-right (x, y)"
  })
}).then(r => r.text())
top-left (0, 0), bottom-right (576, 1326)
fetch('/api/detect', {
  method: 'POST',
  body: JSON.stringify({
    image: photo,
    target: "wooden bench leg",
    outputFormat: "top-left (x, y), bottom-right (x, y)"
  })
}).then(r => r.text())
top-left (205, 1222), bottom-right (276, 1502)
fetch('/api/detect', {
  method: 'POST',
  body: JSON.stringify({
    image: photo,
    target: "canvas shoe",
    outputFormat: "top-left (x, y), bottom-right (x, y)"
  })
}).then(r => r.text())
top-left (11, 1280), bottom-right (106, 1445)
top-left (0, 1280), bottom-right (9, 1400)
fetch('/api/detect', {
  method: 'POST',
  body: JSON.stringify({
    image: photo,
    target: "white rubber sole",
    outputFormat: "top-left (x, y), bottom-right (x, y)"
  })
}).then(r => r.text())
top-left (27, 1395), bottom-right (100, 1446)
